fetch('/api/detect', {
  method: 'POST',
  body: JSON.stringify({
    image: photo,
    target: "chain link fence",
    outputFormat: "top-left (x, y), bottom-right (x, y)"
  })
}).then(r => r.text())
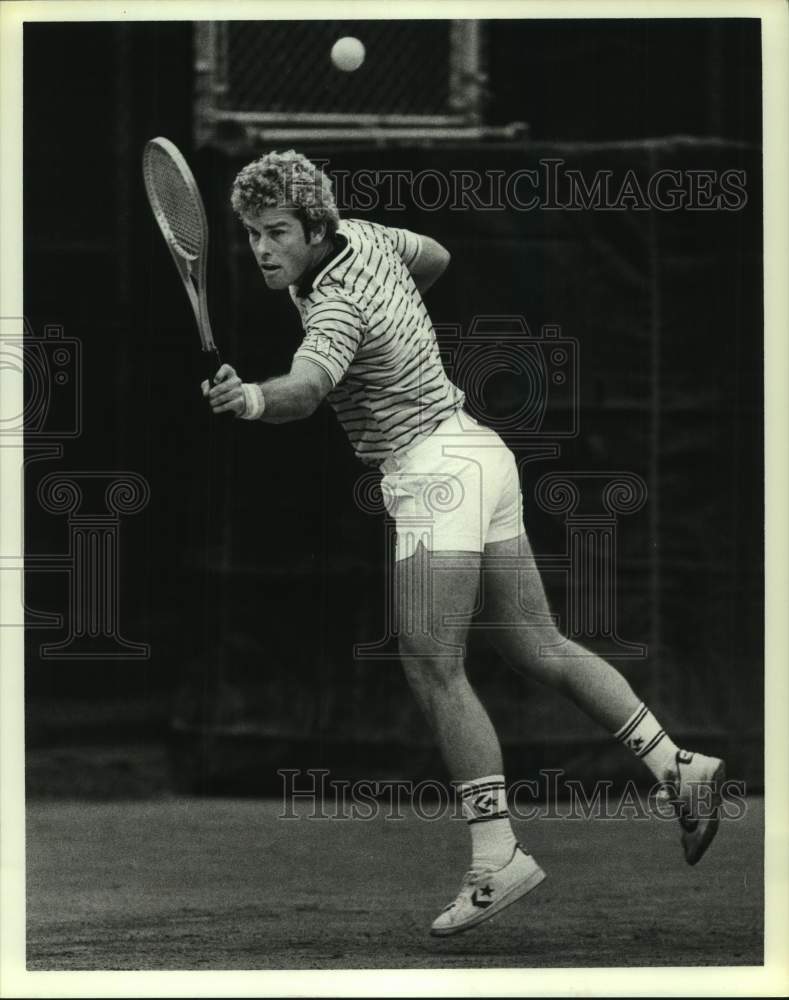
top-left (194, 20), bottom-right (527, 147)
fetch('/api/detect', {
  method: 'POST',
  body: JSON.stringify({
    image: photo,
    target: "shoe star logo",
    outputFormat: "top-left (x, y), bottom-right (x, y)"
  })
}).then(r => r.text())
top-left (473, 794), bottom-right (495, 814)
top-left (628, 737), bottom-right (644, 752)
top-left (471, 884), bottom-right (494, 909)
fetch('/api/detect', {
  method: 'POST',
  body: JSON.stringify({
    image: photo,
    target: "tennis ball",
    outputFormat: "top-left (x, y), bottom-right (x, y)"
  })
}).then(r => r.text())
top-left (330, 36), bottom-right (366, 73)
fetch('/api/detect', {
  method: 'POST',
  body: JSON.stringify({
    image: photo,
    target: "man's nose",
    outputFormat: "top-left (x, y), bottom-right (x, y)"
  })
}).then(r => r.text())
top-left (254, 236), bottom-right (271, 259)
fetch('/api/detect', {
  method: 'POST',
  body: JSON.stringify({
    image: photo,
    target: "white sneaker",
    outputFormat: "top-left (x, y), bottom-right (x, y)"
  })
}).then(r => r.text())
top-left (662, 749), bottom-right (726, 865)
top-left (430, 845), bottom-right (546, 937)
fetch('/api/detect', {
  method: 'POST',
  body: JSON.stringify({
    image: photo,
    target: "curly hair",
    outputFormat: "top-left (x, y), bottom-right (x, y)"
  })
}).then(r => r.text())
top-left (230, 149), bottom-right (340, 238)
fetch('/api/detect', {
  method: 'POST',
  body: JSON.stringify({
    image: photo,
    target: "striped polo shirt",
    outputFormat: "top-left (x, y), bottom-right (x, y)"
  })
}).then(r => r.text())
top-left (290, 218), bottom-right (465, 466)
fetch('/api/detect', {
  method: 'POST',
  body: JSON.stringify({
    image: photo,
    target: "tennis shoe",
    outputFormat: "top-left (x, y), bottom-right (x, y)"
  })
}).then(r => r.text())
top-left (430, 845), bottom-right (546, 937)
top-left (661, 749), bottom-right (726, 865)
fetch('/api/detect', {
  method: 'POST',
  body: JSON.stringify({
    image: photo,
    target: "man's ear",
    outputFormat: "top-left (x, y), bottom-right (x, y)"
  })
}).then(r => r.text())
top-left (309, 222), bottom-right (327, 246)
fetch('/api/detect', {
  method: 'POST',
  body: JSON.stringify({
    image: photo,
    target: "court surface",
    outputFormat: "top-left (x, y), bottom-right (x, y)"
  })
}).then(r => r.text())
top-left (26, 795), bottom-right (763, 970)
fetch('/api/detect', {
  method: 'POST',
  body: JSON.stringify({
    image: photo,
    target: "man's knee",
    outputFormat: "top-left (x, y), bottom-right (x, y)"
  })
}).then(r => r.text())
top-left (398, 634), bottom-right (467, 691)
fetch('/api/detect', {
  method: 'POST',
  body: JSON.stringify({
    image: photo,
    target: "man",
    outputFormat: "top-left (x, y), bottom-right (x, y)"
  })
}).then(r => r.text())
top-left (203, 150), bottom-right (725, 937)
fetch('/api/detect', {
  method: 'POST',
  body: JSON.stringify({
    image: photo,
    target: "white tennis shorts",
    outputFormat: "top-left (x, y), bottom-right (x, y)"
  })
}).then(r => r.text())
top-left (380, 410), bottom-right (524, 561)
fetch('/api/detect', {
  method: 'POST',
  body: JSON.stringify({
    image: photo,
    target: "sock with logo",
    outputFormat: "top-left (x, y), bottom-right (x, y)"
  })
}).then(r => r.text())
top-left (458, 774), bottom-right (518, 872)
top-left (613, 701), bottom-right (681, 782)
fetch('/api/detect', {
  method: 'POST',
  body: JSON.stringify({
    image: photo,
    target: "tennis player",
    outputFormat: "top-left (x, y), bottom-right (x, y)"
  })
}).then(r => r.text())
top-left (203, 151), bottom-right (726, 937)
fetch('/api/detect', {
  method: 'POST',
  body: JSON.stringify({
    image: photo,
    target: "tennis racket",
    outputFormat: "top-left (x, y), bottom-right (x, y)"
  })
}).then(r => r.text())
top-left (142, 136), bottom-right (221, 384)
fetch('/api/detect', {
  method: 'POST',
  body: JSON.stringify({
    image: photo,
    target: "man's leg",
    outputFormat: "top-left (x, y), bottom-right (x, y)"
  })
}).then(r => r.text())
top-left (482, 532), bottom-right (725, 865)
top-left (396, 542), bottom-right (546, 936)
top-left (395, 543), bottom-right (496, 780)
top-left (482, 533), bottom-right (641, 730)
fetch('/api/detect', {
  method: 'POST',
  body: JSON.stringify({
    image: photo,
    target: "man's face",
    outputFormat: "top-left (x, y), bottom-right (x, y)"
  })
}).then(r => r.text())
top-left (240, 206), bottom-right (323, 290)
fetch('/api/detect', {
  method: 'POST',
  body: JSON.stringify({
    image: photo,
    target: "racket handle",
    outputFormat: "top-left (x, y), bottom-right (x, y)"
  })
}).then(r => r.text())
top-left (204, 348), bottom-right (222, 386)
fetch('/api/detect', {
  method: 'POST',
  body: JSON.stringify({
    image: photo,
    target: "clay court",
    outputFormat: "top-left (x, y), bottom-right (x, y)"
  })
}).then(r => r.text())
top-left (26, 795), bottom-right (763, 970)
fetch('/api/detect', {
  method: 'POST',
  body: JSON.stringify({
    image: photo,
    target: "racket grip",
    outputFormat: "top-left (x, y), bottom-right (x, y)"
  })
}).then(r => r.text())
top-left (204, 348), bottom-right (222, 386)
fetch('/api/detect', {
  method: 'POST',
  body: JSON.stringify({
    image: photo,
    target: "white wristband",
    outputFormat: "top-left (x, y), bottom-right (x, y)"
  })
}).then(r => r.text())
top-left (240, 382), bottom-right (266, 420)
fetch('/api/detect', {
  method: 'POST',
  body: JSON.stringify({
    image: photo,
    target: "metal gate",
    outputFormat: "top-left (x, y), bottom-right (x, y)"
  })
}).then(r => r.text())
top-left (194, 20), bottom-right (527, 147)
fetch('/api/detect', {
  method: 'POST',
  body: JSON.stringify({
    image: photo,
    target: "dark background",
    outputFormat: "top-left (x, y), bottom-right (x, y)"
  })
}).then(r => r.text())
top-left (23, 19), bottom-right (763, 794)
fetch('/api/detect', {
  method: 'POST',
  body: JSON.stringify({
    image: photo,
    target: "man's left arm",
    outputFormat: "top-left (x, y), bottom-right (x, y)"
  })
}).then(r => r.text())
top-left (406, 235), bottom-right (451, 294)
top-left (203, 358), bottom-right (333, 423)
top-left (387, 226), bottom-right (450, 294)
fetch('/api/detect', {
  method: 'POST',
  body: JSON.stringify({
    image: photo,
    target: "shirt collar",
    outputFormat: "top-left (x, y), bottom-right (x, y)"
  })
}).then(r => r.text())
top-left (295, 233), bottom-right (348, 298)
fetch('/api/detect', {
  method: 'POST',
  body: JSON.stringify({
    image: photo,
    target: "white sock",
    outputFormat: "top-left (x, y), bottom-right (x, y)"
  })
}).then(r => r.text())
top-left (458, 774), bottom-right (518, 872)
top-left (614, 701), bottom-right (680, 782)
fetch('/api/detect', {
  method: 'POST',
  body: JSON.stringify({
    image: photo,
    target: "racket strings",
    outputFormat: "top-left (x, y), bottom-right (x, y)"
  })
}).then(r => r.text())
top-left (145, 147), bottom-right (205, 260)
